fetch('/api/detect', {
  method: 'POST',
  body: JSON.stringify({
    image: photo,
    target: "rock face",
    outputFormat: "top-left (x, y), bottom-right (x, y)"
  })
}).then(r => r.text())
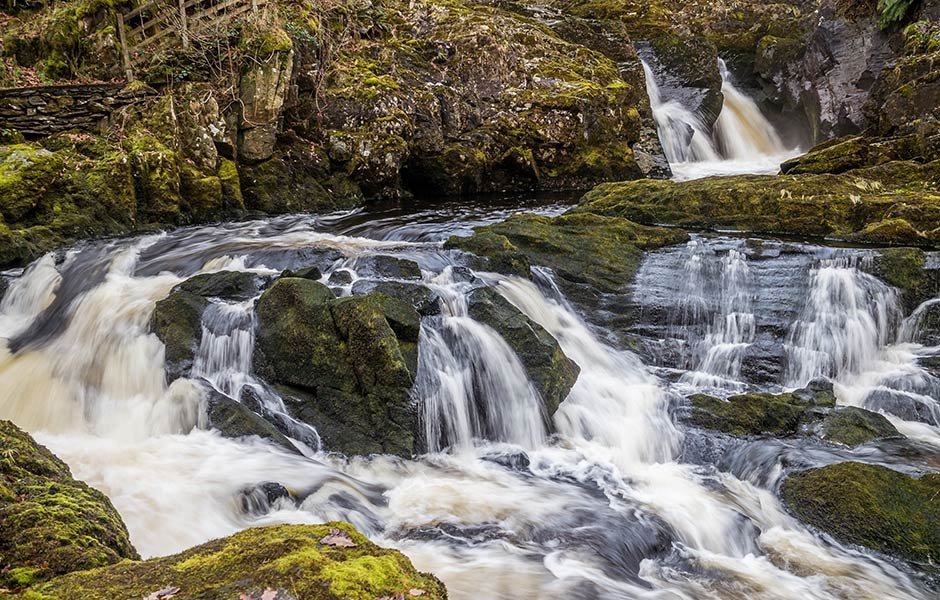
top-left (253, 278), bottom-right (420, 456)
top-left (781, 462), bottom-right (940, 564)
top-left (0, 420), bottom-right (138, 590)
top-left (32, 523), bottom-right (447, 600)
top-left (577, 160), bottom-right (940, 247)
top-left (467, 287), bottom-right (579, 417)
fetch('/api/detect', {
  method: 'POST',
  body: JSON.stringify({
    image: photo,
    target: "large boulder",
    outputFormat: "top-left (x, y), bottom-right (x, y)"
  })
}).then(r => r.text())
top-left (253, 278), bottom-right (420, 456)
top-left (0, 420), bottom-right (138, 590)
top-left (577, 160), bottom-right (940, 247)
top-left (467, 286), bottom-right (580, 416)
top-left (31, 523), bottom-right (446, 600)
top-left (781, 462), bottom-right (940, 564)
top-left (202, 389), bottom-right (300, 455)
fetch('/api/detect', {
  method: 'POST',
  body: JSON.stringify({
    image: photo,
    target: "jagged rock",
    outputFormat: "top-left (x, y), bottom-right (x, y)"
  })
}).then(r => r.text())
top-left (467, 286), bottom-right (580, 416)
top-left (31, 523), bottom-right (447, 600)
top-left (150, 290), bottom-right (208, 380)
top-left (781, 462), bottom-right (940, 564)
top-left (253, 278), bottom-right (420, 456)
top-left (239, 47), bottom-right (294, 163)
top-left (202, 389), bottom-right (299, 454)
top-left (0, 420), bottom-right (139, 590)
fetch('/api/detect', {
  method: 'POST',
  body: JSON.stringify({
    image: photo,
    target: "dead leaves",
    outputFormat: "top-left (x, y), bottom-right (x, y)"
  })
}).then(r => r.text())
top-left (319, 527), bottom-right (357, 548)
top-left (143, 586), bottom-right (180, 600)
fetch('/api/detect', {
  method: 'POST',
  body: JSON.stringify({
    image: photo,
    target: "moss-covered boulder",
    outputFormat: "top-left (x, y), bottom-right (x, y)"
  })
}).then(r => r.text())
top-left (817, 407), bottom-right (901, 446)
top-left (467, 286), bottom-right (579, 417)
top-left (202, 389), bottom-right (299, 455)
top-left (150, 291), bottom-right (209, 381)
top-left (32, 523), bottom-right (447, 600)
top-left (0, 420), bottom-right (138, 590)
top-left (175, 271), bottom-right (263, 301)
top-left (253, 278), bottom-right (420, 456)
top-left (687, 392), bottom-right (811, 437)
top-left (781, 462), bottom-right (940, 564)
top-left (865, 247), bottom-right (940, 313)
top-left (577, 160), bottom-right (940, 247)
top-left (446, 212), bottom-right (688, 294)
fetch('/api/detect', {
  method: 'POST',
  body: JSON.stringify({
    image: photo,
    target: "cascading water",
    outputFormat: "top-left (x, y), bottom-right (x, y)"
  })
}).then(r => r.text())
top-left (641, 59), bottom-right (797, 180)
top-left (0, 209), bottom-right (935, 599)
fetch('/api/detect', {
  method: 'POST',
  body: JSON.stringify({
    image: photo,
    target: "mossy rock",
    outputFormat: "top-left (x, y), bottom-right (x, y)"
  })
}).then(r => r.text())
top-left (253, 278), bottom-right (419, 456)
top-left (150, 290), bottom-right (208, 380)
top-left (866, 246), bottom-right (940, 312)
top-left (818, 407), bottom-right (901, 446)
top-left (175, 271), bottom-right (262, 300)
top-left (687, 392), bottom-right (809, 437)
top-left (203, 389), bottom-right (299, 454)
top-left (576, 160), bottom-right (940, 247)
top-left (781, 462), bottom-right (940, 564)
top-left (467, 286), bottom-right (579, 417)
top-left (0, 420), bottom-right (138, 590)
top-left (446, 212), bottom-right (688, 293)
top-left (31, 523), bottom-right (446, 600)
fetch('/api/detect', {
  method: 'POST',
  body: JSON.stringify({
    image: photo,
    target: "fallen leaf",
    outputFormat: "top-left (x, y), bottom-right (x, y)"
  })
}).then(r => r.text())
top-left (143, 586), bottom-right (180, 600)
top-left (409, 590), bottom-right (426, 597)
top-left (320, 527), bottom-right (357, 548)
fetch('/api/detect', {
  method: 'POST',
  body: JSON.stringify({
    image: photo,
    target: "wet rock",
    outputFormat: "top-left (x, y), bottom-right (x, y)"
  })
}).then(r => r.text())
top-left (577, 161), bottom-right (940, 247)
top-left (351, 280), bottom-right (441, 316)
top-left (866, 247), bottom-right (940, 313)
top-left (202, 389), bottom-right (299, 455)
top-left (175, 270), bottom-right (261, 300)
top-left (739, 339), bottom-right (786, 386)
top-left (817, 406), bottom-right (901, 446)
top-left (327, 269), bottom-right (352, 285)
top-left (0, 420), bottom-right (139, 590)
top-left (253, 278), bottom-right (420, 456)
top-left (283, 265), bottom-right (323, 281)
top-left (240, 482), bottom-right (296, 516)
top-left (150, 290), bottom-right (208, 380)
top-left (32, 523), bottom-right (447, 600)
top-left (861, 389), bottom-right (940, 425)
top-left (686, 392), bottom-right (808, 437)
top-left (467, 286), bottom-right (579, 417)
top-left (354, 255), bottom-right (422, 280)
top-left (790, 378), bottom-right (836, 407)
top-left (447, 212), bottom-right (689, 295)
top-left (781, 462), bottom-right (940, 565)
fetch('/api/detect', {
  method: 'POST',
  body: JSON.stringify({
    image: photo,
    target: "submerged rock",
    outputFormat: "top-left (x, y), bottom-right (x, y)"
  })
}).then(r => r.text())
top-left (253, 278), bottom-right (420, 456)
top-left (468, 286), bottom-right (580, 417)
top-left (781, 462), bottom-right (940, 565)
top-left (0, 420), bottom-right (138, 590)
top-left (32, 523), bottom-right (447, 600)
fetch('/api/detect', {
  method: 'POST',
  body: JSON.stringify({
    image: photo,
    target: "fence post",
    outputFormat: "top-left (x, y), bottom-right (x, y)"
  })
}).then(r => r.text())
top-left (116, 13), bottom-right (135, 81)
top-left (178, 0), bottom-right (189, 48)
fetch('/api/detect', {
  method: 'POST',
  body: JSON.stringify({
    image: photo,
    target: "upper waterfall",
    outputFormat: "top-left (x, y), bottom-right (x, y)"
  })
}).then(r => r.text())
top-left (642, 58), bottom-right (796, 180)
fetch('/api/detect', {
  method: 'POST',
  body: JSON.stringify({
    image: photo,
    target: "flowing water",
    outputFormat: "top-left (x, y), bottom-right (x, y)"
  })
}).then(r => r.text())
top-left (642, 59), bottom-right (799, 180)
top-left (0, 205), bottom-right (937, 599)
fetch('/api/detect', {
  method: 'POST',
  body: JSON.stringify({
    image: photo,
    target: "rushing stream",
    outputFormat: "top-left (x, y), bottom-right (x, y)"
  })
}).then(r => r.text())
top-left (0, 197), bottom-right (938, 599)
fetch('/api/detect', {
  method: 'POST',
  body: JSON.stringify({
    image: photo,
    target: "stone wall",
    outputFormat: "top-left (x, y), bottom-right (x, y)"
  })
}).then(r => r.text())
top-left (0, 84), bottom-right (157, 138)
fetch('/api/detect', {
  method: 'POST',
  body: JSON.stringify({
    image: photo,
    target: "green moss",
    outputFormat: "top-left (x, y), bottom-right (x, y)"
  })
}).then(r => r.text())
top-left (818, 407), bottom-right (901, 446)
top-left (34, 523), bottom-right (446, 600)
top-left (688, 392), bottom-right (809, 437)
top-left (782, 462), bottom-right (940, 564)
top-left (576, 161), bottom-right (940, 247)
top-left (447, 212), bottom-right (688, 293)
top-left (0, 421), bottom-right (138, 589)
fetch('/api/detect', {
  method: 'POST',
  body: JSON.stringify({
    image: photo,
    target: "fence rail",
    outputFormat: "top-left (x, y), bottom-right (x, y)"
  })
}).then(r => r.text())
top-left (117, 0), bottom-right (266, 79)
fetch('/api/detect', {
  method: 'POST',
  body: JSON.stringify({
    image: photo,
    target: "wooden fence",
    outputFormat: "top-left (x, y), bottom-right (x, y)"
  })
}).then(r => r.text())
top-left (117, 0), bottom-right (267, 79)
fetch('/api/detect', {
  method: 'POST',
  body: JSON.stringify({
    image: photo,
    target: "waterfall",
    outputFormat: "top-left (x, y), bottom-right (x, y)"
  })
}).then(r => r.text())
top-left (677, 244), bottom-right (756, 392)
top-left (0, 211), bottom-right (934, 600)
top-left (641, 58), bottom-right (795, 179)
top-left (642, 61), bottom-right (721, 164)
top-left (714, 60), bottom-right (787, 159)
top-left (416, 271), bottom-right (547, 453)
top-left (785, 257), bottom-right (902, 386)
